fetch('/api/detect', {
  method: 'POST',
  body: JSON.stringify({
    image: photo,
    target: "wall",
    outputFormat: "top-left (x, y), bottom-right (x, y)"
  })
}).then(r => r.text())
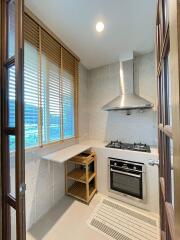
top-left (9, 63), bottom-right (89, 233)
top-left (88, 52), bottom-right (158, 146)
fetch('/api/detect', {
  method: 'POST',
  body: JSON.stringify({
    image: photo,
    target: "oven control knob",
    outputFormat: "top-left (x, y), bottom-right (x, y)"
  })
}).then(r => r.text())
top-left (114, 162), bottom-right (117, 166)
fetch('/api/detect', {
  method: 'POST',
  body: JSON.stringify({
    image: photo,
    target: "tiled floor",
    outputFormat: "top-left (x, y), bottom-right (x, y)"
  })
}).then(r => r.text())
top-left (27, 193), bottom-right (107, 240)
top-left (27, 193), bottom-right (159, 240)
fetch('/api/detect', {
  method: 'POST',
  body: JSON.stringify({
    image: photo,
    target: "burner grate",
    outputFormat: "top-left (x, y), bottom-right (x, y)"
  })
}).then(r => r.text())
top-left (106, 141), bottom-right (151, 152)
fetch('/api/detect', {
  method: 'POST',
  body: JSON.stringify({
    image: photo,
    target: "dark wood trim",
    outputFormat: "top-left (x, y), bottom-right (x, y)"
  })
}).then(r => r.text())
top-left (165, 202), bottom-right (175, 239)
top-left (156, 0), bottom-right (175, 239)
top-left (1, 0), bottom-right (26, 239)
top-left (3, 127), bottom-right (16, 135)
top-left (157, 25), bottom-right (169, 78)
top-left (169, 1), bottom-right (180, 237)
top-left (0, 0), bottom-right (2, 239)
top-left (161, 231), bottom-right (166, 240)
top-left (1, 0), bottom-right (11, 239)
top-left (15, 0), bottom-right (26, 239)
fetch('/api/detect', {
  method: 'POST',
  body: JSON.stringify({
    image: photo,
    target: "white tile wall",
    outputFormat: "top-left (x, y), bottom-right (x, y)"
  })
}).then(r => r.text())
top-left (88, 52), bottom-right (158, 146)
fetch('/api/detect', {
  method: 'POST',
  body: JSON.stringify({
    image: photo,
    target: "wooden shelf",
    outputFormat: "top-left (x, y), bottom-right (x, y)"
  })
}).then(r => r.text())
top-left (65, 151), bottom-right (97, 204)
top-left (67, 152), bottom-right (95, 165)
top-left (67, 168), bottom-right (95, 183)
top-left (67, 182), bottom-right (96, 203)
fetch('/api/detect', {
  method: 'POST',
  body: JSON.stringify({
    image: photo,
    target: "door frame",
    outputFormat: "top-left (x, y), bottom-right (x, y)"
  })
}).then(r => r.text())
top-left (156, 0), bottom-right (180, 239)
top-left (169, 0), bottom-right (180, 239)
top-left (0, 0), bottom-right (26, 239)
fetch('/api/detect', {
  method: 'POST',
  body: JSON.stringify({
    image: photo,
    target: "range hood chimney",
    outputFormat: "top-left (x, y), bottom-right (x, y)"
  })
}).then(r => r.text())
top-left (102, 57), bottom-right (153, 111)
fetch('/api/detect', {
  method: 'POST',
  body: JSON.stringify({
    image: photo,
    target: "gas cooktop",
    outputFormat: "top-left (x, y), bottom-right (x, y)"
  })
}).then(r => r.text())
top-left (105, 140), bottom-right (151, 153)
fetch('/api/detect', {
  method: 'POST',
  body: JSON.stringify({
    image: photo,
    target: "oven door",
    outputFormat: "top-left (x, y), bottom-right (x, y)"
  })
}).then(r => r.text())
top-left (110, 167), bottom-right (143, 199)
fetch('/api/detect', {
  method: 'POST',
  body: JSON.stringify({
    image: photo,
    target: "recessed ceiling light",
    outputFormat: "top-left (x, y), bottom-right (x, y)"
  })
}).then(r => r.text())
top-left (96, 21), bottom-right (104, 33)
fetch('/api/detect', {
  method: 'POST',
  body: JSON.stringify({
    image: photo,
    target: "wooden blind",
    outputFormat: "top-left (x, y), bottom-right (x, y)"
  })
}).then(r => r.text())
top-left (24, 14), bottom-right (40, 148)
top-left (24, 14), bottom-right (79, 148)
top-left (41, 29), bottom-right (61, 144)
top-left (62, 48), bottom-right (76, 139)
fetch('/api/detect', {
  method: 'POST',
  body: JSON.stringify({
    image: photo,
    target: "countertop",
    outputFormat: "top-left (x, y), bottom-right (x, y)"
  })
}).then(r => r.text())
top-left (42, 144), bottom-right (91, 163)
top-left (79, 139), bottom-right (159, 156)
top-left (42, 139), bottom-right (159, 164)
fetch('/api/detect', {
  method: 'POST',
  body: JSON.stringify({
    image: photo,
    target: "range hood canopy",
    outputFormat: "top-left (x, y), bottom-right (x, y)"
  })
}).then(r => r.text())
top-left (102, 57), bottom-right (153, 111)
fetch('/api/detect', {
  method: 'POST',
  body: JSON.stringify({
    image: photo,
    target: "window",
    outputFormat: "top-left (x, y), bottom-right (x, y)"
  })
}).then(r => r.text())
top-left (23, 14), bottom-right (78, 149)
top-left (8, 0), bottom-right (15, 58)
top-left (24, 14), bottom-right (39, 148)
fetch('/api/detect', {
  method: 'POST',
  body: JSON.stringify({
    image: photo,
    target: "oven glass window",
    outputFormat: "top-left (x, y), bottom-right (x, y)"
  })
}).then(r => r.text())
top-left (110, 170), bottom-right (143, 199)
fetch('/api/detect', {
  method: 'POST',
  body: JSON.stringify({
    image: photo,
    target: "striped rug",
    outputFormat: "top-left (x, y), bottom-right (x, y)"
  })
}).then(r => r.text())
top-left (87, 198), bottom-right (160, 240)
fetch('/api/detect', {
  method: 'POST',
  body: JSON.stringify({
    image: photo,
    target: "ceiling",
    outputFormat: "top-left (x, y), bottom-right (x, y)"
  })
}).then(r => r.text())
top-left (25, 0), bottom-right (156, 69)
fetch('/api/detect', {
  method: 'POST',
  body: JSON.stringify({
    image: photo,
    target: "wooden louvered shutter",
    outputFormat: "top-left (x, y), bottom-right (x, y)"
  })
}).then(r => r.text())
top-left (41, 30), bottom-right (62, 143)
top-left (61, 48), bottom-right (78, 140)
top-left (24, 12), bottom-right (79, 147)
top-left (24, 14), bottom-right (40, 148)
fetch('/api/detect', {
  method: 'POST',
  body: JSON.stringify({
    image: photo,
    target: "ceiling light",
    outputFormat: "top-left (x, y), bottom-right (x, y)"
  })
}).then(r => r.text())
top-left (96, 22), bottom-right (104, 32)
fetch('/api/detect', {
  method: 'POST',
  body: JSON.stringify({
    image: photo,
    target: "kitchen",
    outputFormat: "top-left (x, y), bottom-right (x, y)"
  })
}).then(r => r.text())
top-left (0, 0), bottom-right (179, 240)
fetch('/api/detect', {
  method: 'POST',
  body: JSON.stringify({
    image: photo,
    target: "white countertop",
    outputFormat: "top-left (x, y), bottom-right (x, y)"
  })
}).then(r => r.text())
top-left (42, 139), bottom-right (159, 164)
top-left (79, 139), bottom-right (159, 163)
top-left (42, 144), bottom-right (91, 163)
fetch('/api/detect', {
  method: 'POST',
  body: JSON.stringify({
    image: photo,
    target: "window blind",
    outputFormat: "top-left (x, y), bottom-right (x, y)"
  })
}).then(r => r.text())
top-left (8, 65), bottom-right (16, 129)
top-left (24, 14), bottom-right (79, 148)
top-left (41, 29), bottom-right (61, 144)
top-left (62, 48), bottom-right (76, 139)
top-left (24, 14), bottom-right (40, 148)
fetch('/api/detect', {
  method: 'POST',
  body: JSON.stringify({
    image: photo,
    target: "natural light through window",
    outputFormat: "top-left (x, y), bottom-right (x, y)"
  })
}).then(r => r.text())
top-left (8, 14), bottom-right (78, 151)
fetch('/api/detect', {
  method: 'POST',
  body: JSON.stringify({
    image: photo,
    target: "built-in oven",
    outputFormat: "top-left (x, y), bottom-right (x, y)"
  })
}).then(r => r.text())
top-left (108, 158), bottom-right (146, 201)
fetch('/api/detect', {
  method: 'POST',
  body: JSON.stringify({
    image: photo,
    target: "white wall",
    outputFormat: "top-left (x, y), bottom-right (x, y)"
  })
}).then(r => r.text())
top-left (88, 52), bottom-right (158, 146)
top-left (25, 140), bottom-right (74, 229)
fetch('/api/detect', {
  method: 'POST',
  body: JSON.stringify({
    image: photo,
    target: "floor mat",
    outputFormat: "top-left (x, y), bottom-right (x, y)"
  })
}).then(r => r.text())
top-left (87, 198), bottom-right (160, 240)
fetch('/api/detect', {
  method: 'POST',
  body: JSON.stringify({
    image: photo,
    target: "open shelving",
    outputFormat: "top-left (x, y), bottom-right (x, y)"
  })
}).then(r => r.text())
top-left (65, 151), bottom-right (97, 204)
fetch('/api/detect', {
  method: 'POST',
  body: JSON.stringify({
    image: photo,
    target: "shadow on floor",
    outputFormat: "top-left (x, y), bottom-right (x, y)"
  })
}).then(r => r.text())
top-left (27, 196), bottom-right (75, 240)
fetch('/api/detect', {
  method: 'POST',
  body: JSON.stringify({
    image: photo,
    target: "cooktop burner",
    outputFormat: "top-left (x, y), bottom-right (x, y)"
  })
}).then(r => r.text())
top-left (105, 140), bottom-right (151, 153)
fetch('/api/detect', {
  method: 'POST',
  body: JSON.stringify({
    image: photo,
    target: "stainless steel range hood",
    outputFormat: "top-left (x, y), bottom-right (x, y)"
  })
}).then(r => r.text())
top-left (102, 58), bottom-right (153, 111)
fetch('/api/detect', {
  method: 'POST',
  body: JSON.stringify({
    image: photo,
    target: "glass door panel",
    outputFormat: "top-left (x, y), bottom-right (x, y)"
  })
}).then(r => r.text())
top-left (8, 0), bottom-right (16, 58)
top-left (170, 139), bottom-right (174, 208)
top-left (8, 65), bottom-right (16, 127)
top-left (11, 207), bottom-right (16, 240)
top-left (1, 0), bottom-right (25, 239)
top-left (9, 135), bottom-right (16, 198)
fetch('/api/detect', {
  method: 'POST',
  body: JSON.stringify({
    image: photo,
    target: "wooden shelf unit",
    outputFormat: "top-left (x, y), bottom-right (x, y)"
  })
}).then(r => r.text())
top-left (65, 151), bottom-right (97, 204)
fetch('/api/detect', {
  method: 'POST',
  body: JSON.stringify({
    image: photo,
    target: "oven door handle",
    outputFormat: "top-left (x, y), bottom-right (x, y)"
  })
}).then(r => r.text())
top-left (110, 168), bottom-right (141, 178)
